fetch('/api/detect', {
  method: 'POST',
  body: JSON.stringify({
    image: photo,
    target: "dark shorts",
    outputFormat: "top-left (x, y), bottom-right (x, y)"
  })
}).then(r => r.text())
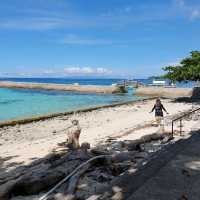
top-left (155, 112), bottom-right (163, 117)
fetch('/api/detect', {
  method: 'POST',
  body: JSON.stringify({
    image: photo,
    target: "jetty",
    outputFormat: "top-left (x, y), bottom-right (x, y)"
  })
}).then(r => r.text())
top-left (135, 86), bottom-right (193, 98)
top-left (117, 80), bottom-right (144, 88)
top-left (0, 81), bottom-right (125, 94)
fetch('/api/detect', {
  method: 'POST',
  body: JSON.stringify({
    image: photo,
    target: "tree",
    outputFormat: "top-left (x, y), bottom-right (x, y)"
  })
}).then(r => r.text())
top-left (162, 51), bottom-right (200, 83)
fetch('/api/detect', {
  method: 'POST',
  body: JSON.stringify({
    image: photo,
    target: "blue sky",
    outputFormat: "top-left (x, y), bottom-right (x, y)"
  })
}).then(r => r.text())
top-left (0, 0), bottom-right (200, 78)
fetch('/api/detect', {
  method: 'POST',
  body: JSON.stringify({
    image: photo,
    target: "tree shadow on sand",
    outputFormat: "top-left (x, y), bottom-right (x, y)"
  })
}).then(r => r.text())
top-left (1, 130), bottom-right (200, 200)
top-left (173, 96), bottom-right (200, 104)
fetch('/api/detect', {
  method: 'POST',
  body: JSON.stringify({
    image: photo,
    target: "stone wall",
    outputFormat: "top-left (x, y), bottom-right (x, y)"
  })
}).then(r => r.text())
top-left (135, 86), bottom-right (192, 98)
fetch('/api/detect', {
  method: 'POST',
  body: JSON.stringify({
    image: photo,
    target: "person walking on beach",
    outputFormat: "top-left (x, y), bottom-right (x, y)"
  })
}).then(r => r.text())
top-left (150, 98), bottom-right (169, 126)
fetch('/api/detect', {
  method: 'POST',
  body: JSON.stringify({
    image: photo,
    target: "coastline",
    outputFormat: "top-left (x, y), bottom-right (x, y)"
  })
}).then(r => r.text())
top-left (0, 97), bottom-right (153, 128)
top-left (0, 98), bottom-right (194, 169)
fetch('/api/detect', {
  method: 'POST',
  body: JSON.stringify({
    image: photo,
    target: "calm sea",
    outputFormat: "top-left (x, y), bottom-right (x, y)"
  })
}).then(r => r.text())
top-left (0, 78), bottom-right (195, 122)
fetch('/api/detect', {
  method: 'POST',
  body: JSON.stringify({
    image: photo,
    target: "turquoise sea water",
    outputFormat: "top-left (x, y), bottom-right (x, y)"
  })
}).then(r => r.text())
top-left (0, 87), bottom-right (140, 122)
top-left (0, 78), bottom-right (195, 122)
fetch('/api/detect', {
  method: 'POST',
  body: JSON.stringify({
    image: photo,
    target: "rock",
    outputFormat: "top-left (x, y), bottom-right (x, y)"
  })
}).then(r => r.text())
top-left (12, 171), bottom-right (65, 195)
top-left (76, 177), bottom-right (106, 199)
top-left (49, 193), bottom-right (76, 200)
top-left (112, 162), bottom-right (132, 175)
top-left (111, 192), bottom-right (123, 200)
top-left (111, 186), bottom-right (123, 200)
top-left (67, 149), bottom-right (91, 161)
top-left (124, 140), bottom-right (142, 151)
top-left (112, 152), bottom-right (135, 163)
top-left (161, 135), bottom-right (173, 144)
top-left (134, 152), bottom-right (148, 159)
top-left (96, 173), bottom-right (113, 183)
top-left (111, 142), bottom-right (124, 150)
top-left (91, 148), bottom-right (110, 156)
top-left (0, 180), bottom-right (17, 200)
top-left (81, 142), bottom-right (90, 150)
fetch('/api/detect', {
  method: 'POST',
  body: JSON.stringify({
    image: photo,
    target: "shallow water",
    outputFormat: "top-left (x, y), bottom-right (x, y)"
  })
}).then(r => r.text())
top-left (0, 78), bottom-right (195, 122)
top-left (0, 87), bottom-right (141, 121)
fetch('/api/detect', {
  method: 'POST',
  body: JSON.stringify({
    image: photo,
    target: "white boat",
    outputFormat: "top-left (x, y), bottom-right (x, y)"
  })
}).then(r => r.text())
top-left (148, 79), bottom-right (176, 87)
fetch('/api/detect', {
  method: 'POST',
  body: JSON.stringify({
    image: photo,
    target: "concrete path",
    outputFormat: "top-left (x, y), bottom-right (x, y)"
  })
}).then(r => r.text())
top-left (128, 132), bottom-right (200, 200)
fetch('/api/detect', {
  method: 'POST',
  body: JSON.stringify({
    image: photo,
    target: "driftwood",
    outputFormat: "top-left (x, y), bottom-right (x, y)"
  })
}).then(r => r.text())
top-left (125, 132), bottom-right (172, 151)
top-left (67, 163), bottom-right (91, 195)
top-left (0, 131), bottom-right (173, 200)
top-left (41, 156), bottom-right (110, 200)
top-left (48, 161), bottom-right (105, 199)
top-left (0, 150), bottom-right (91, 200)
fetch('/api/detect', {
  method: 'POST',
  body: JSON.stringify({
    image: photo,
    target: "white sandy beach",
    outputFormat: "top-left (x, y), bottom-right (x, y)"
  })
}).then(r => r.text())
top-left (0, 98), bottom-right (196, 173)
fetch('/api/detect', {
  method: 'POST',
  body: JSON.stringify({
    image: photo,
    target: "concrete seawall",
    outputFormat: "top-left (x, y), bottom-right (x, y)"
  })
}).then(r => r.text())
top-left (135, 86), bottom-right (193, 98)
top-left (0, 81), bottom-right (122, 94)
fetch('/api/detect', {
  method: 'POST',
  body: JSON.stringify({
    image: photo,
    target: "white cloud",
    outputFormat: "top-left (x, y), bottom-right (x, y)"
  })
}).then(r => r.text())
top-left (175, 0), bottom-right (185, 7)
top-left (1, 1), bottom-right (200, 32)
top-left (96, 67), bottom-right (112, 74)
top-left (0, 17), bottom-right (66, 30)
top-left (190, 9), bottom-right (200, 20)
top-left (62, 34), bottom-right (114, 45)
top-left (174, 0), bottom-right (200, 20)
top-left (61, 34), bottom-right (147, 46)
top-left (43, 69), bottom-right (56, 74)
top-left (0, 66), bottom-right (113, 77)
top-left (63, 67), bottom-right (112, 75)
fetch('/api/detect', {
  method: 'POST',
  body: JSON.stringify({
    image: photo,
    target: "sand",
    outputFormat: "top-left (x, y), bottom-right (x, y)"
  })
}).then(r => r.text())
top-left (0, 98), bottom-right (196, 173)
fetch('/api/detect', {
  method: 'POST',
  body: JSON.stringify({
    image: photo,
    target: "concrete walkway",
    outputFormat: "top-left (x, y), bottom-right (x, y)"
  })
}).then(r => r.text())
top-left (128, 132), bottom-right (200, 200)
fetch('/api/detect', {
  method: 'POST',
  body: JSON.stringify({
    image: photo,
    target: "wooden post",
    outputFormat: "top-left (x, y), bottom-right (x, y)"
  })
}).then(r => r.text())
top-left (180, 119), bottom-right (182, 136)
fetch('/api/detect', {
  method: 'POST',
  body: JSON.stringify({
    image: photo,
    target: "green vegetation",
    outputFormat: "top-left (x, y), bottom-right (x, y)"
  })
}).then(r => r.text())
top-left (162, 51), bottom-right (200, 83)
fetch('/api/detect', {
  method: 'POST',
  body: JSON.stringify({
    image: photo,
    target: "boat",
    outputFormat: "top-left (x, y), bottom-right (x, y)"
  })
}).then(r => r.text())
top-left (148, 79), bottom-right (176, 87)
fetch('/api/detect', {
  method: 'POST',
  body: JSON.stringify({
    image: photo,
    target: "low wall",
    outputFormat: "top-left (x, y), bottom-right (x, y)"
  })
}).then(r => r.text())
top-left (0, 81), bottom-right (122, 94)
top-left (135, 86), bottom-right (192, 98)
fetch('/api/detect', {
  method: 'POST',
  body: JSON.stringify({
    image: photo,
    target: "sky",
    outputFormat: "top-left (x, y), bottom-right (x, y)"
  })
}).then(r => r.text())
top-left (0, 0), bottom-right (200, 78)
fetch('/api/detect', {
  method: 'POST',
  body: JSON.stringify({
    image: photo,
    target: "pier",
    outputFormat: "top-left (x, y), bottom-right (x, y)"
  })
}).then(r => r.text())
top-left (117, 80), bottom-right (145, 88)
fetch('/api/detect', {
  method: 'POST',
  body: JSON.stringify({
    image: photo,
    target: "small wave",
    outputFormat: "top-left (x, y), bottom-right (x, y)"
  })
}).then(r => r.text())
top-left (0, 99), bottom-right (23, 105)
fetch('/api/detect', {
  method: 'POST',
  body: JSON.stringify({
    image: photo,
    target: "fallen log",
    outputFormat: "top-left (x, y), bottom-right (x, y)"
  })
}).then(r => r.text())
top-left (39, 155), bottom-right (111, 200)
top-left (0, 131), bottom-right (173, 200)
top-left (67, 163), bottom-right (91, 195)
top-left (125, 132), bottom-right (172, 151)
top-left (0, 150), bottom-right (90, 200)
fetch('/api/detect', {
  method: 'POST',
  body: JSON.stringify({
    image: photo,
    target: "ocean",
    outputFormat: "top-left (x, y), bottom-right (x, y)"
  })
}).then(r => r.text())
top-left (0, 78), bottom-right (195, 122)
